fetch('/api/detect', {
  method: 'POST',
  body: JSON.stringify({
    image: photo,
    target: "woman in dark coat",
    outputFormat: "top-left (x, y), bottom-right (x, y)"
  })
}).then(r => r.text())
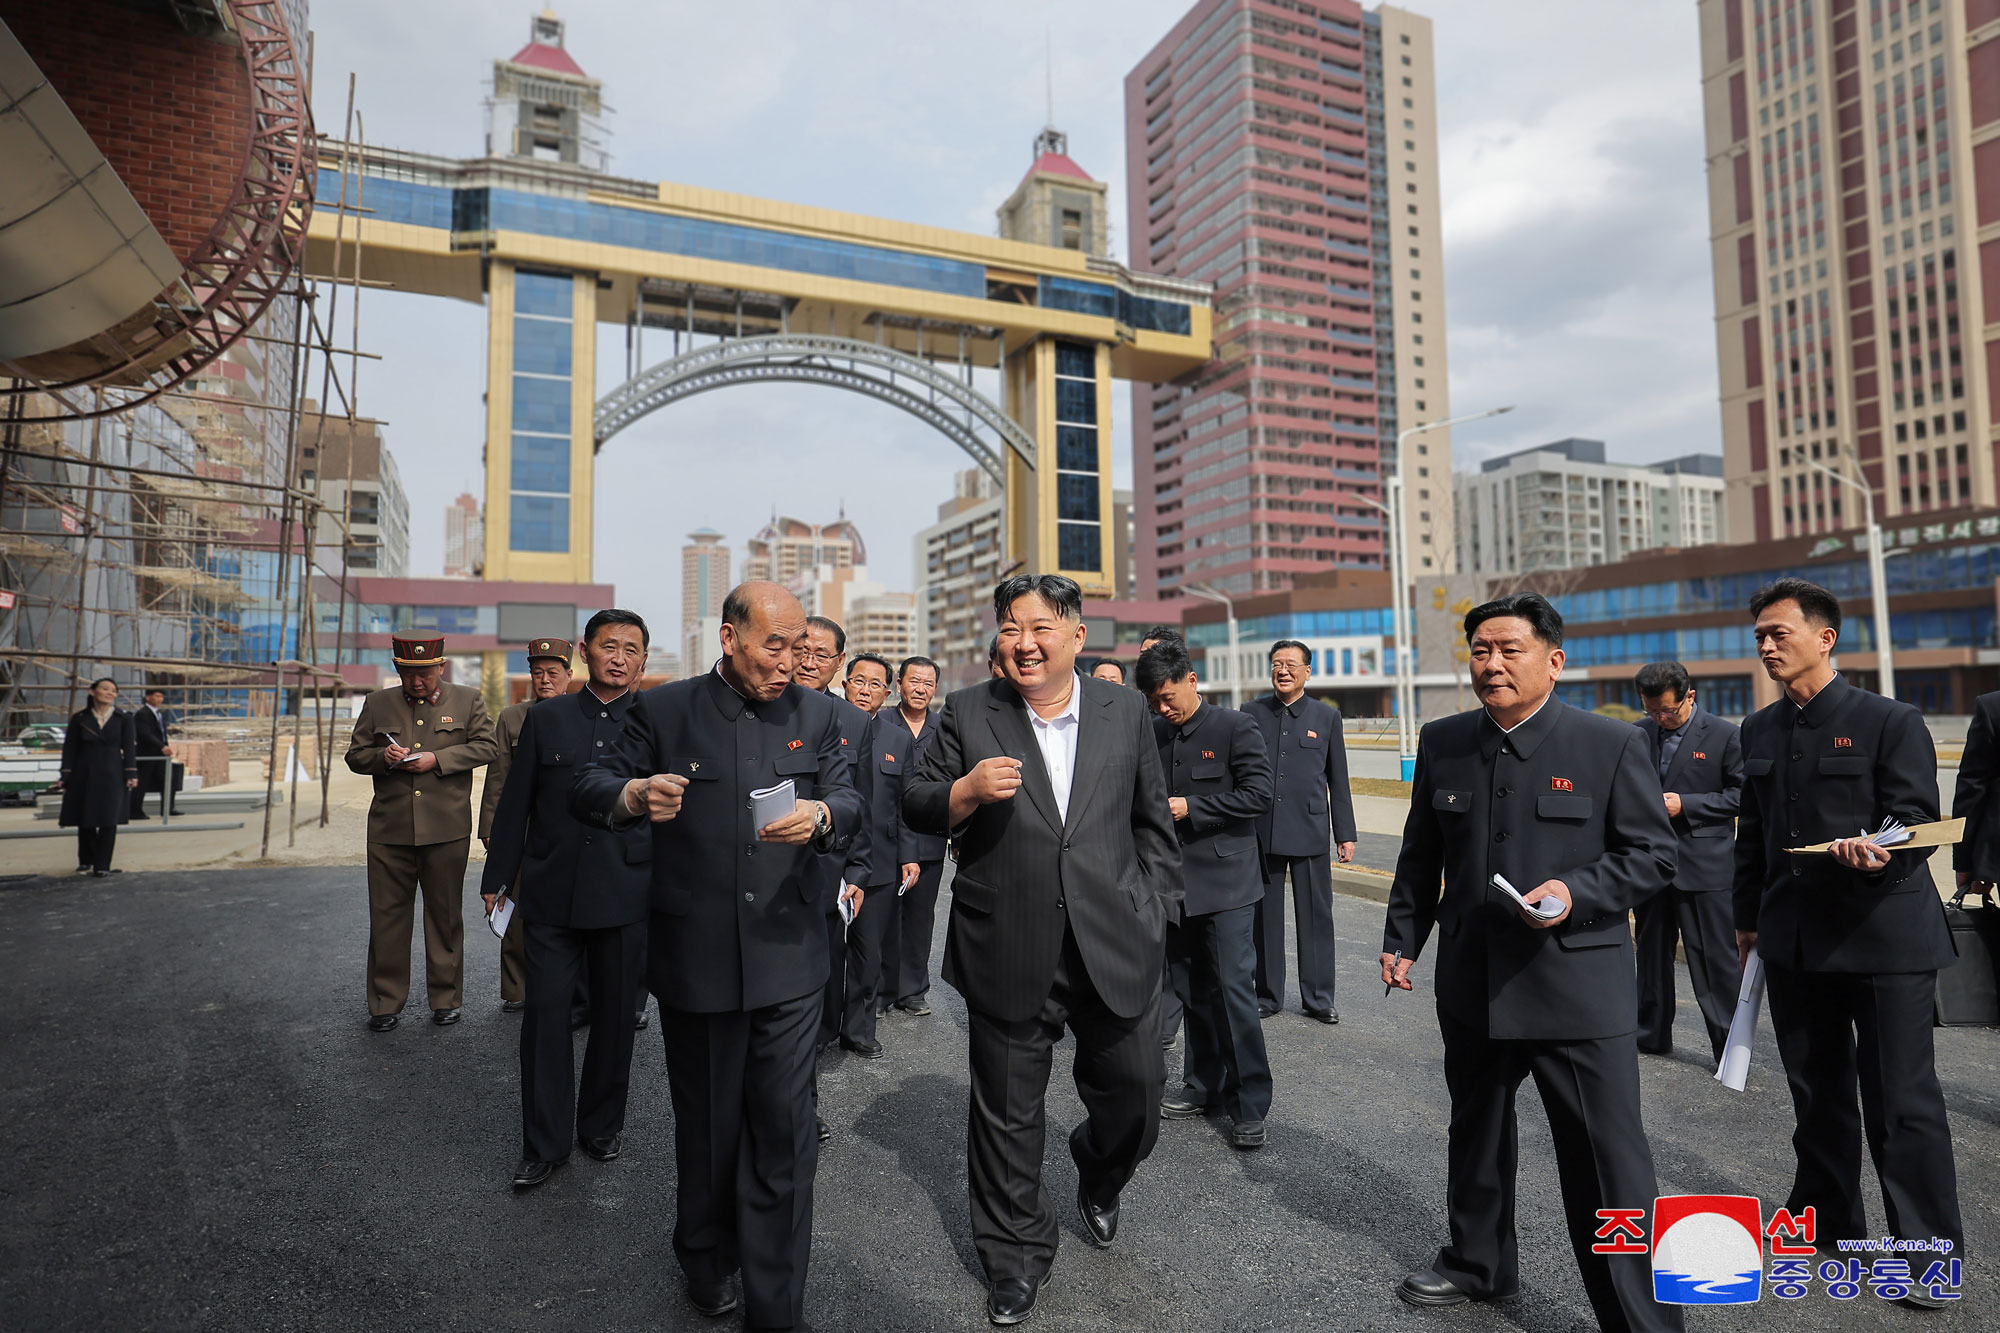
top-left (59, 677), bottom-right (137, 876)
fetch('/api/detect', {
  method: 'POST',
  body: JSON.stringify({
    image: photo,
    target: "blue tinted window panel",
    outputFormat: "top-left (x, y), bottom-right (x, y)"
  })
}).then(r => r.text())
top-left (1119, 292), bottom-right (1192, 335)
top-left (317, 171), bottom-right (456, 230)
top-left (512, 375), bottom-right (571, 434)
top-left (511, 434), bottom-right (570, 494)
top-left (1054, 380), bottom-right (1097, 425)
top-left (1057, 522), bottom-right (1101, 571)
top-left (1057, 474), bottom-right (1100, 522)
top-left (1039, 276), bottom-right (1118, 318)
top-left (512, 317), bottom-right (572, 375)
top-left (514, 271), bottom-right (573, 317)
top-left (1055, 342), bottom-right (1096, 379)
top-left (510, 495), bottom-right (569, 553)
top-left (1056, 425), bottom-right (1097, 471)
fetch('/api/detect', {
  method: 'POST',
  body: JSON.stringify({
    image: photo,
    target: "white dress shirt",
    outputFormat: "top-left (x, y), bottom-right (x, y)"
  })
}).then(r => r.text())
top-left (1025, 674), bottom-right (1083, 821)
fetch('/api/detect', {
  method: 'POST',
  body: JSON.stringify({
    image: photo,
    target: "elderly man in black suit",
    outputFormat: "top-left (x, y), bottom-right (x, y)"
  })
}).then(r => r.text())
top-left (1382, 593), bottom-right (1681, 1333)
top-left (1735, 578), bottom-right (1961, 1305)
top-left (483, 613), bottom-right (652, 1191)
top-left (1631, 660), bottom-right (1744, 1061)
top-left (1244, 639), bottom-right (1357, 1022)
top-left (574, 582), bottom-right (862, 1331)
top-left (906, 574), bottom-right (1181, 1327)
top-left (1138, 641), bottom-right (1274, 1149)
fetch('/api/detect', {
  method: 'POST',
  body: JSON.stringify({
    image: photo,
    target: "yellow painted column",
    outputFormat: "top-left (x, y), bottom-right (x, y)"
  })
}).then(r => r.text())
top-left (1001, 336), bottom-right (1115, 595)
top-left (481, 265), bottom-right (596, 584)
top-left (482, 263), bottom-right (516, 578)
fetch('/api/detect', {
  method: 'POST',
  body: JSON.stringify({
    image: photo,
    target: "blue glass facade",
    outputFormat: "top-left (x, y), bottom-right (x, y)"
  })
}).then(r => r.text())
top-left (509, 270), bottom-right (572, 553)
top-left (1051, 340), bottom-right (1101, 573)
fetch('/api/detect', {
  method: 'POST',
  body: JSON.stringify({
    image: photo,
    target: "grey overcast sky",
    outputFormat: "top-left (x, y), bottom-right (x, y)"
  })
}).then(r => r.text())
top-left (304, 1), bottom-right (1715, 645)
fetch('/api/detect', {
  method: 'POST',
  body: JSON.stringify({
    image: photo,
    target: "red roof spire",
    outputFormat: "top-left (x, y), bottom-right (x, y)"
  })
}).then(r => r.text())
top-left (1022, 126), bottom-right (1092, 185)
top-left (508, 10), bottom-right (587, 79)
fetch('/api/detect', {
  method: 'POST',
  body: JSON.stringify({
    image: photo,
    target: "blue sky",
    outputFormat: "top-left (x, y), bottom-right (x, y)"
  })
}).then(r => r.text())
top-left (305, 1), bottom-right (1715, 646)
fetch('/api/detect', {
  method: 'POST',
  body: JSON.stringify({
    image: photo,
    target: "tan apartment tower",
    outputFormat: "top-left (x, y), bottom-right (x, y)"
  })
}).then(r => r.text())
top-left (1701, 0), bottom-right (2000, 541)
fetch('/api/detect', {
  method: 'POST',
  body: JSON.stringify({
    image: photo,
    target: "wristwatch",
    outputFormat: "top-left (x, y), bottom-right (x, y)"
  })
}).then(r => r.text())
top-left (812, 801), bottom-right (832, 838)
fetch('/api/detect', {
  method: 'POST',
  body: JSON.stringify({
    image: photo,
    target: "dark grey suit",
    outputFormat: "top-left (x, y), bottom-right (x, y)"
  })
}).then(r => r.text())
top-left (1633, 705), bottom-right (1744, 1058)
top-left (905, 674), bottom-right (1181, 1283)
top-left (1953, 688), bottom-right (2000, 884)
top-left (1243, 692), bottom-right (1356, 1014)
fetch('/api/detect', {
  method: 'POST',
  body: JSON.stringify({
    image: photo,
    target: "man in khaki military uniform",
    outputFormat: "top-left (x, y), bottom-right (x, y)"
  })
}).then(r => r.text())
top-left (481, 637), bottom-right (575, 1012)
top-left (346, 634), bottom-right (501, 1031)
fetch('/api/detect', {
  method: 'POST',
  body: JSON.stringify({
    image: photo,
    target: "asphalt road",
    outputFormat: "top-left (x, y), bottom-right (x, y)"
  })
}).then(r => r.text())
top-left (2, 865), bottom-right (1995, 1332)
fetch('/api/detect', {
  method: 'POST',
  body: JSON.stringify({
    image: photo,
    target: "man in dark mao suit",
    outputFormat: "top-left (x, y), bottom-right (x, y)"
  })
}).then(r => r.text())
top-left (1734, 579), bottom-right (1961, 1302)
top-left (1244, 639), bottom-right (1357, 1021)
top-left (905, 574), bottom-right (1182, 1328)
top-left (1953, 684), bottom-right (2000, 894)
top-left (1382, 593), bottom-right (1681, 1333)
top-left (1138, 641), bottom-right (1275, 1148)
top-left (481, 640), bottom-right (574, 1014)
top-left (573, 582), bottom-right (861, 1332)
top-left (1632, 660), bottom-right (1744, 1060)
top-left (793, 616), bottom-right (869, 1075)
top-left (483, 616), bottom-right (652, 1189)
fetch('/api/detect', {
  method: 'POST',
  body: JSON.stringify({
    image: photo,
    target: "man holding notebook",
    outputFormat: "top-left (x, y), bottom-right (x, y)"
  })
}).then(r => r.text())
top-left (1733, 578), bottom-right (1961, 1305)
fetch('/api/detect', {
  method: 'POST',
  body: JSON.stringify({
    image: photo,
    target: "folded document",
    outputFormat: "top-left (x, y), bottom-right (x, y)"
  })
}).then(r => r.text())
top-left (1787, 816), bottom-right (1963, 855)
top-left (1491, 872), bottom-right (1566, 921)
top-left (750, 779), bottom-right (796, 831)
top-left (1714, 946), bottom-right (1765, 1092)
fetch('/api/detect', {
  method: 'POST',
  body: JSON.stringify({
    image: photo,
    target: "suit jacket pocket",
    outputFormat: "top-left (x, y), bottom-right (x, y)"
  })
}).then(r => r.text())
top-left (1191, 759), bottom-right (1227, 782)
top-left (1557, 915), bottom-right (1628, 950)
top-left (1537, 793), bottom-right (1593, 822)
top-left (1432, 789), bottom-right (1472, 813)
top-left (774, 751), bottom-right (820, 793)
top-left (952, 874), bottom-right (996, 917)
top-left (1818, 755), bottom-right (1871, 776)
top-left (1213, 833), bottom-right (1257, 858)
top-left (671, 756), bottom-right (719, 781)
top-left (1690, 823), bottom-right (1733, 838)
top-left (1745, 758), bottom-right (1774, 776)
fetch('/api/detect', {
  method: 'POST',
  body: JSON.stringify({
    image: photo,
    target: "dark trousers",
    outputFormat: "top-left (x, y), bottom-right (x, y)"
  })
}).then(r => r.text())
top-left (818, 903), bottom-right (845, 1048)
top-left (964, 926), bottom-right (1165, 1283)
top-left (1633, 886), bottom-right (1738, 1059)
top-left (1764, 964), bottom-right (1963, 1250)
top-left (1167, 902), bottom-right (1271, 1123)
top-left (500, 908), bottom-right (527, 1004)
top-left (129, 757), bottom-right (181, 817)
top-left (661, 989), bottom-right (820, 1331)
top-left (520, 919), bottom-right (644, 1162)
top-left (842, 881), bottom-right (897, 1045)
top-left (1254, 851), bottom-right (1336, 1014)
top-left (364, 838), bottom-right (468, 1014)
top-left (76, 826), bottom-right (117, 873)
top-left (892, 860), bottom-right (944, 1002)
top-left (1434, 1014), bottom-right (1679, 1333)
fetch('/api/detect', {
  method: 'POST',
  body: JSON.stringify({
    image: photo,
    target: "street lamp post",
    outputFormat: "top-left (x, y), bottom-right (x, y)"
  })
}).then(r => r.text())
top-left (1183, 581), bottom-right (1238, 707)
top-left (1363, 405), bottom-right (1515, 779)
top-left (1800, 450), bottom-right (1896, 700)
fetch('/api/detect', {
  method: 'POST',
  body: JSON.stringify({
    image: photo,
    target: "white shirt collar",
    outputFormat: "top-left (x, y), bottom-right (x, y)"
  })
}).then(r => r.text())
top-left (1489, 691), bottom-right (1553, 736)
top-left (1024, 674), bottom-right (1083, 727)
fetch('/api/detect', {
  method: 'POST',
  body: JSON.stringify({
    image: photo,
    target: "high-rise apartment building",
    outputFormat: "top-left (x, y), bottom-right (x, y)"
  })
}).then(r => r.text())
top-left (742, 514), bottom-right (864, 586)
top-left (1456, 439), bottom-right (1730, 577)
top-left (444, 493), bottom-right (482, 578)
top-left (914, 468), bottom-right (1006, 685)
top-left (297, 402), bottom-right (410, 577)
top-left (1126, 1), bottom-right (1450, 599)
top-left (1701, 0), bottom-right (2000, 539)
top-left (681, 526), bottom-right (731, 676)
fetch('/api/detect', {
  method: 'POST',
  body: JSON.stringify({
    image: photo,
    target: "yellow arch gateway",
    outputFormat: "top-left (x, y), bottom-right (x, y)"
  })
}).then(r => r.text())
top-left (300, 142), bottom-right (1211, 594)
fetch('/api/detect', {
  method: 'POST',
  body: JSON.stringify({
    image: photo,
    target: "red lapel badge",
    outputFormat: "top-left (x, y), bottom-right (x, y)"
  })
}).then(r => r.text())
top-left (1202, 750), bottom-right (1216, 760)
top-left (1834, 736), bottom-right (1853, 748)
top-left (787, 739), bottom-right (804, 750)
top-left (439, 716), bottom-right (453, 726)
top-left (1307, 729), bottom-right (1319, 739)
top-left (1551, 776), bottom-right (1574, 791)
top-left (1691, 751), bottom-right (1706, 760)
top-left (884, 752), bottom-right (896, 763)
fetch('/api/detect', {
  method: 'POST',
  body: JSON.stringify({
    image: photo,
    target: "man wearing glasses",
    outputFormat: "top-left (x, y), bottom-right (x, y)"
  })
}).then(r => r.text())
top-left (1633, 661), bottom-right (1744, 1061)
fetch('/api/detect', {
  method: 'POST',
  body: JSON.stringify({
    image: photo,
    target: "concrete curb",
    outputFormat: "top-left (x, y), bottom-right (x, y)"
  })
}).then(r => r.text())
top-left (1331, 864), bottom-right (1393, 904)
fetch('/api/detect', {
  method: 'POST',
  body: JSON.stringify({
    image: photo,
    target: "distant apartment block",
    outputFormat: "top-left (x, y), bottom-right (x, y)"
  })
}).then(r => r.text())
top-left (1456, 439), bottom-right (1729, 577)
top-left (914, 468), bottom-right (1006, 684)
top-left (298, 402), bottom-right (410, 576)
top-left (444, 492), bottom-right (482, 578)
top-left (681, 526), bottom-right (730, 673)
top-left (744, 513), bottom-right (863, 585)
top-left (1127, 1), bottom-right (1450, 599)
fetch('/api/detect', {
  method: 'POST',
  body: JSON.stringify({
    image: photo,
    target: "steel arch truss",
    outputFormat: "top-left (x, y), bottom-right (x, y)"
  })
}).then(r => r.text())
top-left (593, 334), bottom-right (1033, 484)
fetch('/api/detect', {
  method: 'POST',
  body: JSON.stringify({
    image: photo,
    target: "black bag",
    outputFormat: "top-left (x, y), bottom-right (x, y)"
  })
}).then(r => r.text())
top-left (1935, 887), bottom-right (2000, 1027)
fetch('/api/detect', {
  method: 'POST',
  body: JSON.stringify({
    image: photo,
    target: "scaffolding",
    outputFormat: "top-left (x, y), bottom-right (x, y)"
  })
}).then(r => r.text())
top-left (0, 78), bottom-right (382, 857)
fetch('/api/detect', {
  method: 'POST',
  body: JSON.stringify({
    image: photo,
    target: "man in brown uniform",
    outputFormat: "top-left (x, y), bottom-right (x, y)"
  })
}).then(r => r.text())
top-left (346, 634), bottom-right (501, 1031)
top-left (480, 638), bottom-right (574, 1013)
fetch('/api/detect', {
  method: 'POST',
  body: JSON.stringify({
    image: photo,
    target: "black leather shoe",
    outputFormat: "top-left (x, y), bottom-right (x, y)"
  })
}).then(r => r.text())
top-left (1159, 1089), bottom-right (1217, 1119)
top-left (1306, 1007), bottom-right (1339, 1025)
top-left (431, 1007), bottom-right (460, 1026)
top-left (688, 1276), bottom-right (740, 1318)
top-left (816, 1115), bottom-right (832, 1143)
top-left (91, 868), bottom-right (122, 876)
top-left (1231, 1119), bottom-right (1266, 1149)
top-left (581, 1133), bottom-right (620, 1161)
top-left (1077, 1179), bottom-right (1118, 1247)
top-left (366, 1013), bottom-right (399, 1033)
top-left (1257, 1001), bottom-right (1279, 1019)
top-left (896, 998), bottom-right (932, 1016)
top-left (634, 1009), bottom-right (649, 1031)
top-left (502, 999), bottom-right (525, 1013)
top-left (1637, 1042), bottom-right (1671, 1055)
top-left (512, 1156), bottom-right (564, 1189)
top-left (841, 1037), bottom-right (885, 1060)
top-left (1397, 1269), bottom-right (1471, 1307)
top-left (987, 1274), bottom-right (1043, 1325)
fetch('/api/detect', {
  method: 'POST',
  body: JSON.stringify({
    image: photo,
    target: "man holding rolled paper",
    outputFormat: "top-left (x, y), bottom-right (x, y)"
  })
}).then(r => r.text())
top-left (1733, 578), bottom-right (1962, 1295)
top-left (1380, 593), bottom-right (1681, 1333)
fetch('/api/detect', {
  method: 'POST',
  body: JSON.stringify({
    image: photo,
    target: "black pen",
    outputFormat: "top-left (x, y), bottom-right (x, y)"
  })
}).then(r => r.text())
top-left (1385, 950), bottom-right (1402, 996)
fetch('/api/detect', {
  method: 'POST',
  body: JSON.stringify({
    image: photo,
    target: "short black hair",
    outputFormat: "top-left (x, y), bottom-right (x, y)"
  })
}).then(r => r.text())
top-left (1269, 639), bottom-right (1311, 666)
top-left (1750, 577), bottom-right (1842, 635)
top-left (1464, 592), bottom-right (1564, 648)
top-left (986, 634), bottom-right (1000, 664)
top-left (1633, 661), bottom-right (1691, 700)
top-left (1141, 623), bottom-right (1185, 648)
top-left (848, 652), bottom-right (891, 684)
top-left (994, 573), bottom-right (1083, 624)
top-left (143, 687), bottom-right (166, 699)
top-left (1091, 658), bottom-right (1127, 683)
top-left (1135, 641), bottom-right (1196, 694)
top-left (584, 607), bottom-right (650, 649)
top-left (805, 615), bottom-right (847, 653)
top-left (897, 655), bottom-right (939, 682)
